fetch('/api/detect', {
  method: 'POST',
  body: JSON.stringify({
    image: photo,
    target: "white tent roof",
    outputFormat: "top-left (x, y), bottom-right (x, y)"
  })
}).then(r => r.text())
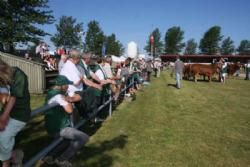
top-left (111, 55), bottom-right (126, 63)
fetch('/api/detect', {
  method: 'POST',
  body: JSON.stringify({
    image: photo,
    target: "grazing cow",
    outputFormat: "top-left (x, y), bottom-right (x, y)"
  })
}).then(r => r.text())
top-left (188, 63), bottom-right (221, 82)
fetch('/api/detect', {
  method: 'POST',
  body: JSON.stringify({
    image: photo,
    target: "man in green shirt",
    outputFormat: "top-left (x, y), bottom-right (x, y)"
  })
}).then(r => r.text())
top-left (44, 75), bottom-right (89, 166)
top-left (0, 59), bottom-right (30, 167)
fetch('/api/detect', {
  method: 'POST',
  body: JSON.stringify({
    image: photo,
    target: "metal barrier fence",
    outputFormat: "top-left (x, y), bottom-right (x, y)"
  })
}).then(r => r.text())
top-left (24, 77), bottom-right (135, 167)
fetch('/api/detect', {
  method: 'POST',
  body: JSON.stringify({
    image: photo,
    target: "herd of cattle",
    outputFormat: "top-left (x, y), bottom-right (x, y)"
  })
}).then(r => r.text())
top-left (181, 62), bottom-right (241, 82)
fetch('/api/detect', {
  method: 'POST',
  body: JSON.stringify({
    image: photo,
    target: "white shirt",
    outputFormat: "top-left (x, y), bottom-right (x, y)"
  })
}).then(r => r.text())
top-left (60, 60), bottom-right (83, 96)
top-left (95, 65), bottom-right (107, 81)
top-left (58, 60), bottom-right (65, 73)
top-left (102, 63), bottom-right (113, 78)
top-left (116, 68), bottom-right (121, 77)
top-left (48, 94), bottom-right (69, 107)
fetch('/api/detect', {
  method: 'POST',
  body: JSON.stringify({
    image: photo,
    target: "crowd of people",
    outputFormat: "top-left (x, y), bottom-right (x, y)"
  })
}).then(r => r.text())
top-left (1, 48), bottom-right (249, 166)
top-left (0, 50), bottom-right (164, 167)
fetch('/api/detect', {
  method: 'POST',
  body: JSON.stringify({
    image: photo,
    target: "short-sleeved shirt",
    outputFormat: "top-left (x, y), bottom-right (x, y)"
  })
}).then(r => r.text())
top-left (44, 89), bottom-right (71, 136)
top-left (95, 65), bottom-right (107, 81)
top-left (102, 63), bottom-right (113, 78)
top-left (95, 65), bottom-right (110, 96)
top-left (9, 67), bottom-right (31, 123)
top-left (60, 60), bottom-right (83, 96)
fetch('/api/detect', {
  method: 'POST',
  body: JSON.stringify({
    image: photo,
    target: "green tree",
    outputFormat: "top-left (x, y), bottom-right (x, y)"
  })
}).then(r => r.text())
top-left (85, 20), bottom-right (105, 55)
top-left (199, 26), bottom-right (222, 55)
top-left (105, 34), bottom-right (124, 56)
top-left (164, 26), bottom-right (185, 54)
top-left (0, 0), bottom-right (54, 53)
top-left (237, 40), bottom-right (250, 55)
top-left (51, 16), bottom-right (83, 49)
top-left (184, 38), bottom-right (197, 55)
top-left (220, 37), bottom-right (235, 55)
top-left (144, 28), bottom-right (163, 56)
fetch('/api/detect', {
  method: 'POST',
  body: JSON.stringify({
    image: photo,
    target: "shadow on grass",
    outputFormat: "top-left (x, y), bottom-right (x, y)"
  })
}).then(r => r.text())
top-left (167, 83), bottom-right (177, 88)
top-left (73, 134), bottom-right (128, 167)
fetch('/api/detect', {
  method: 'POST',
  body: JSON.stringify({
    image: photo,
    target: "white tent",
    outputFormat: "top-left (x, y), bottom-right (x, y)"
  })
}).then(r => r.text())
top-left (111, 55), bottom-right (126, 63)
top-left (127, 41), bottom-right (138, 59)
top-left (138, 54), bottom-right (146, 59)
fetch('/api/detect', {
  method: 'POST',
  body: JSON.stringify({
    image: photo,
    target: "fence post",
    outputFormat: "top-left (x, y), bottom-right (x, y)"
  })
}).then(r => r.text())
top-left (109, 89), bottom-right (112, 117)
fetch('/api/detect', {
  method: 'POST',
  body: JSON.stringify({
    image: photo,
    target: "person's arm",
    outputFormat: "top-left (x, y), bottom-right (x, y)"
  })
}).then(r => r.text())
top-left (90, 73), bottom-right (102, 83)
top-left (62, 103), bottom-right (73, 114)
top-left (65, 94), bottom-right (82, 103)
top-left (50, 94), bottom-right (73, 114)
top-left (0, 96), bottom-right (15, 130)
top-left (82, 78), bottom-right (102, 90)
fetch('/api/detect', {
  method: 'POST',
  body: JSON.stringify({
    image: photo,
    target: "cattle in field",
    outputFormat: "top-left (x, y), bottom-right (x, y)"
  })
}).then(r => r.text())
top-left (183, 64), bottom-right (192, 80)
top-left (184, 63), bottom-right (221, 82)
top-left (227, 62), bottom-right (241, 76)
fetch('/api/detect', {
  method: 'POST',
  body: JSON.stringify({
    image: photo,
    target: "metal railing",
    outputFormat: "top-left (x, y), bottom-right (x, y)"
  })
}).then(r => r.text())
top-left (24, 77), bottom-right (135, 167)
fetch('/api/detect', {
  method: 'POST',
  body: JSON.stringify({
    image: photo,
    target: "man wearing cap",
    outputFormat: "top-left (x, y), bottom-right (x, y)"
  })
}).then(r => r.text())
top-left (44, 75), bottom-right (89, 166)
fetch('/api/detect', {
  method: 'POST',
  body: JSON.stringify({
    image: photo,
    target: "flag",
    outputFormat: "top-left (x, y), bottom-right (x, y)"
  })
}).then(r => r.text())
top-left (102, 43), bottom-right (106, 57)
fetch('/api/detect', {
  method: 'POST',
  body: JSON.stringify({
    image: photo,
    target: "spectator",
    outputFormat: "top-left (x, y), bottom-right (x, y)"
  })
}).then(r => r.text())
top-left (146, 60), bottom-right (153, 82)
top-left (174, 56), bottom-right (184, 89)
top-left (60, 50), bottom-right (85, 97)
top-left (79, 53), bottom-right (103, 84)
top-left (220, 58), bottom-right (227, 83)
top-left (245, 60), bottom-right (250, 80)
top-left (0, 59), bottom-right (31, 167)
top-left (24, 53), bottom-right (32, 61)
top-left (44, 75), bottom-right (89, 166)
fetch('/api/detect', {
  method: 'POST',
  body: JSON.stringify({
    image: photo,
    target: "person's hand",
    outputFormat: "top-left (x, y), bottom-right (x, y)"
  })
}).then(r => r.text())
top-left (0, 94), bottom-right (10, 105)
top-left (65, 96), bottom-right (72, 103)
top-left (0, 122), bottom-right (5, 131)
top-left (96, 84), bottom-right (102, 90)
top-left (100, 80), bottom-right (107, 86)
top-left (111, 80), bottom-right (116, 85)
top-left (0, 114), bottom-right (9, 131)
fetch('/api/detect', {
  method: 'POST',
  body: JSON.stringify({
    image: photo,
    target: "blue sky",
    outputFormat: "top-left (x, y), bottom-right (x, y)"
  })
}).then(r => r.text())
top-left (41, 0), bottom-right (250, 54)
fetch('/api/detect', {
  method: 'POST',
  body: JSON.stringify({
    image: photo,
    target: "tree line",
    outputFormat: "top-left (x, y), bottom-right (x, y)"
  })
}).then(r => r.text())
top-left (0, 0), bottom-right (124, 56)
top-left (145, 26), bottom-right (250, 56)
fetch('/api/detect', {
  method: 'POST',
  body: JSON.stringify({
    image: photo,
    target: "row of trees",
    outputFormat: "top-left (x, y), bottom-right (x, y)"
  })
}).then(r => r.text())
top-left (145, 26), bottom-right (250, 56)
top-left (0, 0), bottom-right (124, 56)
top-left (51, 17), bottom-right (124, 56)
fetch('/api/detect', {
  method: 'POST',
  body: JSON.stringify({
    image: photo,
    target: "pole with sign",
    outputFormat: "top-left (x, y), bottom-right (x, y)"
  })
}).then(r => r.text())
top-left (150, 34), bottom-right (154, 57)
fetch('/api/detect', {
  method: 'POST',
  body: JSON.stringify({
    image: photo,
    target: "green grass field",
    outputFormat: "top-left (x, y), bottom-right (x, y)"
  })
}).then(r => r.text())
top-left (22, 71), bottom-right (250, 167)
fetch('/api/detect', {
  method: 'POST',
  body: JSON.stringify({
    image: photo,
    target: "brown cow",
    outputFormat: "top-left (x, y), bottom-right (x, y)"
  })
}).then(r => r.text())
top-left (227, 62), bottom-right (241, 76)
top-left (189, 63), bottom-right (221, 82)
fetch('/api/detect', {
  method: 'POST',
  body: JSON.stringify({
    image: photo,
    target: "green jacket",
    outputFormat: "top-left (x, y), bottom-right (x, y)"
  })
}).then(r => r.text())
top-left (44, 89), bottom-right (71, 136)
top-left (10, 67), bottom-right (31, 122)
